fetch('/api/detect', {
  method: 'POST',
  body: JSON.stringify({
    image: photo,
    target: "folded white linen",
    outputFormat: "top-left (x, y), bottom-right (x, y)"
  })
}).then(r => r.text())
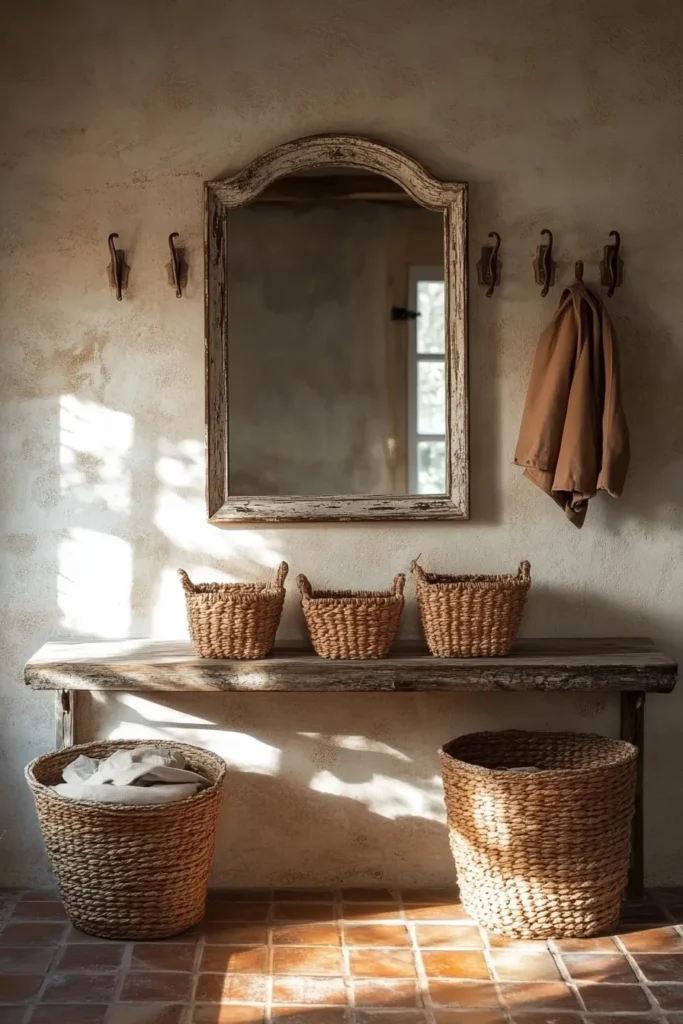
top-left (54, 745), bottom-right (210, 805)
top-left (53, 782), bottom-right (200, 804)
top-left (62, 755), bottom-right (100, 784)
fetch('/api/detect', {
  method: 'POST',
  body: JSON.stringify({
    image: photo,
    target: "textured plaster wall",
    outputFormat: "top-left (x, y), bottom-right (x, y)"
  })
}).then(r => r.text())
top-left (1, 0), bottom-right (682, 887)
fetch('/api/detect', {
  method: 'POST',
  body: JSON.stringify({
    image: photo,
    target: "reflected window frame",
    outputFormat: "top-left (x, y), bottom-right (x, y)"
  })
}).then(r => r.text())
top-left (407, 267), bottom-right (447, 494)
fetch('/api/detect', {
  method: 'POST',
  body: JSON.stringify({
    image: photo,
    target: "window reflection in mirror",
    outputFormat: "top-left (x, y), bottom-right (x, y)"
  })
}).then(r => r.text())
top-left (227, 171), bottom-right (445, 497)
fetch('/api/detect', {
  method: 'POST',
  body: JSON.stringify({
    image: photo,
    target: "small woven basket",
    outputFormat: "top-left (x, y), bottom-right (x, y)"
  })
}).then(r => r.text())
top-left (26, 739), bottom-right (227, 940)
top-left (179, 561), bottom-right (288, 659)
top-left (412, 559), bottom-right (531, 657)
top-left (440, 730), bottom-right (637, 938)
top-left (298, 572), bottom-right (405, 659)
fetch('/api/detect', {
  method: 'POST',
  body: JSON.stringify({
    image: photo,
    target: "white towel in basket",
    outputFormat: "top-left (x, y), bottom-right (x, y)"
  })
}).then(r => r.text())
top-left (53, 745), bottom-right (210, 805)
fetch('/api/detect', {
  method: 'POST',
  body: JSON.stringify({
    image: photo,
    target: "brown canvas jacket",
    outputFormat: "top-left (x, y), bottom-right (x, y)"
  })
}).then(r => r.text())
top-left (514, 282), bottom-right (629, 527)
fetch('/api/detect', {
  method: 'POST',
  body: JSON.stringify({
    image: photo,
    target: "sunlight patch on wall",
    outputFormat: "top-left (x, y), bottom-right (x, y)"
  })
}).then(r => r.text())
top-left (151, 566), bottom-right (190, 638)
top-left (115, 694), bottom-right (212, 726)
top-left (156, 439), bottom-right (204, 492)
top-left (154, 436), bottom-right (284, 575)
top-left (60, 395), bottom-right (133, 513)
top-left (309, 770), bottom-right (445, 822)
top-left (58, 528), bottom-right (132, 637)
top-left (190, 731), bottom-right (281, 774)
top-left (154, 438), bottom-right (210, 555)
top-left (300, 733), bottom-right (412, 763)
top-left (106, 720), bottom-right (282, 775)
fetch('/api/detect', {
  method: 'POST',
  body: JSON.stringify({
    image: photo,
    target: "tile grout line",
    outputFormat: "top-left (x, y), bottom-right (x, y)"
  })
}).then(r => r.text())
top-left (109, 939), bottom-right (133, 1005)
top-left (338, 890), bottom-right (356, 1024)
top-left (480, 930), bottom-right (519, 1024)
top-left (265, 890), bottom-right (274, 1024)
top-left (0, 894), bottom-right (18, 929)
top-left (17, 891), bottom-right (33, 1024)
top-left (612, 931), bottom-right (670, 1022)
top-left (26, 893), bottom-right (73, 1012)
top-left (185, 924), bottom-right (206, 1024)
top-left (398, 891), bottom-right (436, 1024)
top-left (547, 939), bottom-right (590, 1024)
top-left (0, 894), bottom-right (35, 1024)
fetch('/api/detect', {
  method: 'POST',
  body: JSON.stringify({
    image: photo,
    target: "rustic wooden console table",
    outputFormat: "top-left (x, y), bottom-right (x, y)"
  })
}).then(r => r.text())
top-left (25, 636), bottom-right (677, 900)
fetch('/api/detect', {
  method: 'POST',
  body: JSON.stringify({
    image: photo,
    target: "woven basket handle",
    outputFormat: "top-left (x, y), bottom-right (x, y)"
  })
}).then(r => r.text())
top-left (410, 556), bottom-right (426, 583)
top-left (274, 561), bottom-right (289, 587)
top-left (518, 560), bottom-right (531, 582)
top-left (296, 573), bottom-right (313, 599)
top-left (178, 569), bottom-right (195, 594)
top-left (392, 573), bottom-right (406, 597)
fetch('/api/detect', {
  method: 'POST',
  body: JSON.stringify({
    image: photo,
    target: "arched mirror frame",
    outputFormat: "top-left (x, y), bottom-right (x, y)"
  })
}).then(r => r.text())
top-left (205, 134), bottom-right (468, 522)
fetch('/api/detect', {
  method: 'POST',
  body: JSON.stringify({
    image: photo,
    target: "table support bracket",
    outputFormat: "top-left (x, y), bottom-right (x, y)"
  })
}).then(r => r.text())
top-left (56, 689), bottom-right (76, 750)
top-left (621, 691), bottom-right (645, 901)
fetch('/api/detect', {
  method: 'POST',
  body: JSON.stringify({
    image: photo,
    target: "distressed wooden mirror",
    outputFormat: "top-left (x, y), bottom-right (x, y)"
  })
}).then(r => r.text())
top-left (205, 134), bottom-right (468, 522)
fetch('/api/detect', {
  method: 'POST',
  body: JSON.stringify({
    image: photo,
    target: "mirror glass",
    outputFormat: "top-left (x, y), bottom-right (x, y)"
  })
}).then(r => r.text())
top-left (227, 171), bottom-right (446, 497)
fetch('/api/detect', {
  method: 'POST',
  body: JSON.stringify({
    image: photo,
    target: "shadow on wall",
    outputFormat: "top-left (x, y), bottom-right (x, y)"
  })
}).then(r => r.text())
top-left (213, 768), bottom-right (452, 888)
top-left (81, 683), bottom-right (617, 888)
top-left (86, 687), bottom-right (455, 886)
top-left (602, 287), bottom-right (683, 531)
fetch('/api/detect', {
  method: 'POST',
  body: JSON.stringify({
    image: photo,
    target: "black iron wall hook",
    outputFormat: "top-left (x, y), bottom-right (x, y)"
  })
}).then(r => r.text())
top-left (107, 233), bottom-right (129, 301)
top-left (477, 231), bottom-right (502, 298)
top-left (533, 228), bottom-right (557, 297)
top-left (167, 232), bottom-right (187, 297)
top-left (600, 230), bottom-right (623, 297)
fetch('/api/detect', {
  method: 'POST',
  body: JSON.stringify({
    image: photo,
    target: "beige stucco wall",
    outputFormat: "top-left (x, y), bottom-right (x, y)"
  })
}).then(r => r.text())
top-left (1, 0), bottom-right (682, 887)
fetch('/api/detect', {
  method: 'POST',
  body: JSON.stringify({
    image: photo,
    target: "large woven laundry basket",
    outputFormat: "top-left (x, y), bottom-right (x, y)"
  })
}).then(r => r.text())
top-left (439, 730), bottom-right (637, 938)
top-left (412, 559), bottom-right (531, 657)
top-left (179, 561), bottom-right (288, 659)
top-left (298, 572), bottom-right (405, 659)
top-left (26, 740), bottom-right (227, 940)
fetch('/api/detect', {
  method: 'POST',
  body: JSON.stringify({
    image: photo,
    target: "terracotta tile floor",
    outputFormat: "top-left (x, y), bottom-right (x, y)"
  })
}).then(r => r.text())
top-left (1, 886), bottom-right (683, 1022)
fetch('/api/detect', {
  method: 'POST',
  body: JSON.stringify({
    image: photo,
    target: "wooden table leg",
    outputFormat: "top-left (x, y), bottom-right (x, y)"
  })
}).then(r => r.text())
top-left (56, 690), bottom-right (76, 749)
top-left (621, 691), bottom-right (645, 901)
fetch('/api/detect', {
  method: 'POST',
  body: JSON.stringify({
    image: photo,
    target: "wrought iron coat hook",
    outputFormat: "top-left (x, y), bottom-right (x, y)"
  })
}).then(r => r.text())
top-left (167, 232), bottom-right (187, 297)
top-left (600, 230), bottom-right (623, 297)
top-left (107, 233), bottom-right (128, 301)
top-left (533, 228), bottom-right (557, 297)
top-left (168, 232), bottom-right (182, 297)
top-left (477, 231), bottom-right (502, 298)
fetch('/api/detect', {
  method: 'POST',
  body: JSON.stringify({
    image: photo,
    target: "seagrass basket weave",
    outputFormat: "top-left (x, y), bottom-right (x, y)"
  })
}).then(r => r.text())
top-left (26, 740), bottom-right (227, 940)
top-left (298, 572), bottom-right (405, 659)
top-left (412, 559), bottom-right (531, 657)
top-left (439, 730), bottom-right (637, 938)
top-left (179, 561), bottom-right (288, 659)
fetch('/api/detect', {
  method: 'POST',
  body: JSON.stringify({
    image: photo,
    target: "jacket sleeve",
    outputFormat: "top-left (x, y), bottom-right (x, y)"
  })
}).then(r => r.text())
top-left (514, 290), bottom-right (577, 477)
top-left (596, 303), bottom-right (630, 497)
